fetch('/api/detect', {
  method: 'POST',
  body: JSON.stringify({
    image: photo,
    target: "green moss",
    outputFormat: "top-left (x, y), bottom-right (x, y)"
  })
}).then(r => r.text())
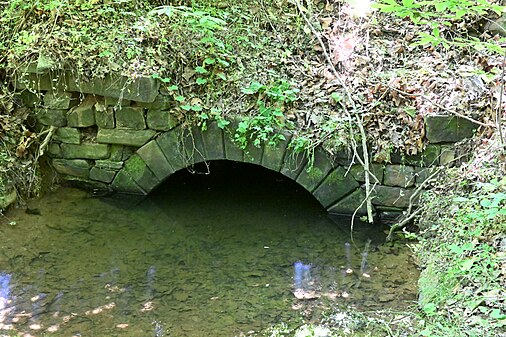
top-left (124, 154), bottom-right (148, 180)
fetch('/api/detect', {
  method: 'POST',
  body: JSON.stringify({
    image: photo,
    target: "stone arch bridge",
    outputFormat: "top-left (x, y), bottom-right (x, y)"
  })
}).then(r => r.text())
top-left (13, 71), bottom-right (477, 217)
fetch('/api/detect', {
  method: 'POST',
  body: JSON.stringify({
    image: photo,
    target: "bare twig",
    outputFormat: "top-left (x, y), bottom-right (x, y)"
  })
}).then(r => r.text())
top-left (498, 50), bottom-right (505, 148)
top-left (291, 0), bottom-right (375, 223)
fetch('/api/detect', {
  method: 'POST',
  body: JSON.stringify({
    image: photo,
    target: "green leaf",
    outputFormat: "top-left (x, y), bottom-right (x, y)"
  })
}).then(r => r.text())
top-left (204, 57), bottom-right (216, 65)
top-left (331, 92), bottom-right (342, 102)
top-left (453, 196), bottom-right (470, 202)
top-left (195, 66), bottom-right (208, 74)
top-left (216, 73), bottom-right (227, 81)
top-left (217, 119), bottom-right (230, 129)
top-left (490, 309), bottom-right (506, 320)
top-left (175, 95), bottom-right (185, 102)
top-left (241, 81), bottom-right (264, 94)
top-left (167, 85), bottom-right (179, 91)
top-left (191, 105), bottom-right (203, 112)
top-left (460, 258), bottom-right (475, 271)
top-left (196, 77), bottom-right (208, 85)
top-left (180, 105), bottom-right (192, 111)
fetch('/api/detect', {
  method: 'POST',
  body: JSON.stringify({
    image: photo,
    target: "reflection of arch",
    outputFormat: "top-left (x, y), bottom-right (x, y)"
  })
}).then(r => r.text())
top-left (111, 123), bottom-right (367, 215)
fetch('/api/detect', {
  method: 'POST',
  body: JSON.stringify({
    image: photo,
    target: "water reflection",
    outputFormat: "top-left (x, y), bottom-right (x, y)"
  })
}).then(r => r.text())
top-left (0, 162), bottom-right (419, 336)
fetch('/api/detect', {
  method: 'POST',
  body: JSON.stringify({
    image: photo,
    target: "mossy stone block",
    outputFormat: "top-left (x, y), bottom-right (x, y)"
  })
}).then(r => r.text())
top-left (156, 129), bottom-right (187, 172)
top-left (138, 95), bottom-right (173, 109)
top-left (67, 96), bottom-right (96, 127)
top-left (371, 185), bottom-right (419, 208)
top-left (48, 143), bottom-right (61, 157)
top-left (383, 165), bottom-right (416, 188)
top-left (313, 166), bottom-right (359, 208)
top-left (89, 167), bottom-right (117, 183)
top-left (43, 92), bottom-right (72, 109)
top-left (97, 129), bottom-right (155, 147)
top-left (95, 106), bottom-right (115, 129)
top-left (244, 141), bottom-right (263, 165)
top-left (124, 154), bottom-right (160, 192)
top-left (280, 151), bottom-right (307, 180)
top-left (137, 140), bottom-right (174, 181)
top-left (181, 127), bottom-right (207, 165)
top-left (36, 108), bottom-right (67, 126)
top-left (61, 143), bottom-right (110, 159)
top-left (350, 163), bottom-right (384, 184)
top-left (327, 188), bottom-right (369, 215)
top-left (297, 149), bottom-right (335, 192)
top-left (146, 109), bottom-right (179, 131)
top-left (116, 106), bottom-right (146, 129)
top-left (55, 127), bottom-right (80, 144)
top-left (111, 170), bottom-right (146, 194)
top-left (52, 159), bottom-right (91, 178)
top-left (425, 115), bottom-right (476, 143)
top-left (201, 122), bottom-right (225, 161)
top-left (261, 132), bottom-right (291, 172)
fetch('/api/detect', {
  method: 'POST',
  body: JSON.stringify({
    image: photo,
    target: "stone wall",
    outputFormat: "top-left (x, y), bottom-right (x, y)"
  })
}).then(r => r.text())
top-left (12, 70), bottom-right (478, 218)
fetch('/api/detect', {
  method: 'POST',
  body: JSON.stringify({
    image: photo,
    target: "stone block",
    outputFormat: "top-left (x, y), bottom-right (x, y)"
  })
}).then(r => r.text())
top-left (67, 96), bottom-right (96, 127)
top-left (95, 106), bottom-right (115, 129)
top-left (35, 108), bottom-right (66, 126)
top-left (123, 154), bottom-right (160, 192)
top-left (43, 92), bottom-right (72, 109)
top-left (13, 72), bottom-right (63, 91)
top-left (201, 122), bottom-right (225, 161)
top-left (48, 143), bottom-right (61, 157)
top-left (297, 149), bottom-right (335, 192)
top-left (68, 74), bottom-right (159, 103)
top-left (414, 167), bottom-right (439, 186)
top-left (327, 188), bottom-right (369, 215)
top-left (104, 96), bottom-right (131, 107)
top-left (223, 131), bottom-right (244, 162)
top-left (350, 163), bottom-right (384, 184)
top-left (52, 159), bottom-right (91, 178)
top-left (156, 129), bottom-right (187, 172)
top-left (371, 185), bottom-right (419, 208)
top-left (137, 140), bottom-right (174, 181)
top-left (383, 165), bottom-right (416, 188)
top-left (138, 95), bottom-right (173, 109)
top-left (313, 166), bottom-right (359, 208)
top-left (181, 127), bottom-right (207, 165)
top-left (244, 141), bottom-right (263, 165)
top-left (146, 109), bottom-right (178, 131)
top-left (425, 115), bottom-right (477, 143)
top-left (97, 129), bottom-right (155, 147)
top-left (89, 167), bottom-right (117, 183)
top-left (261, 132), bottom-right (291, 172)
top-left (55, 127), bottom-right (80, 144)
top-left (111, 170), bottom-right (146, 194)
top-left (390, 144), bottom-right (440, 167)
top-left (61, 143), bottom-right (110, 159)
top-left (115, 106), bottom-right (146, 129)
top-left (280, 151), bottom-right (307, 179)
top-left (95, 160), bottom-right (124, 170)
top-left (223, 121), bottom-right (244, 162)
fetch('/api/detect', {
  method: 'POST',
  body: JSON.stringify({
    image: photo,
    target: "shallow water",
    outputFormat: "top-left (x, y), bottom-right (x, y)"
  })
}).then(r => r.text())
top-left (0, 161), bottom-right (419, 336)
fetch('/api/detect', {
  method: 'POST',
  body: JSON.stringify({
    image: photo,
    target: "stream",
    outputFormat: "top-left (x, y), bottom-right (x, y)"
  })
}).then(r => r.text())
top-left (0, 161), bottom-right (419, 336)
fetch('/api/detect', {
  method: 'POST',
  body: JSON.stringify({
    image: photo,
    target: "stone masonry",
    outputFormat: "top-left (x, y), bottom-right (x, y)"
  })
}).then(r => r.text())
top-left (13, 70), bottom-right (478, 217)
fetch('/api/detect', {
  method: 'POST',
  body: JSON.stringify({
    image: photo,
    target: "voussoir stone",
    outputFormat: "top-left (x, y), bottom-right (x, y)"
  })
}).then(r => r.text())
top-left (97, 129), bottom-right (156, 147)
top-left (371, 185), bottom-right (419, 208)
top-left (261, 132), bottom-right (291, 172)
top-left (123, 154), bottom-right (160, 192)
top-left (327, 188), bottom-right (369, 215)
top-left (200, 122), bottom-right (225, 161)
top-left (297, 149), bottom-right (335, 193)
top-left (146, 109), bottom-right (179, 131)
top-left (137, 140), bottom-right (174, 181)
top-left (313, 166), bottom-right (359, 208)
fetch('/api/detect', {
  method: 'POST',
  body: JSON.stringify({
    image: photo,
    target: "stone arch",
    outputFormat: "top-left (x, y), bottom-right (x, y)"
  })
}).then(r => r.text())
top-left (111, 123), bottom-right (367, 215)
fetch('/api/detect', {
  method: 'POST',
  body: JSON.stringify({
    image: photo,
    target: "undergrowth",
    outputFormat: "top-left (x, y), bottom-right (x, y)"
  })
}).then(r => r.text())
top-left (414, 140), bottom-right (506, 337)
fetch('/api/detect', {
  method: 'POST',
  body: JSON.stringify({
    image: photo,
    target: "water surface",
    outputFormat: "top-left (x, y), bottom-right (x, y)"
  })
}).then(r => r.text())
top-left (0, 161), bottom-right (419, 336)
